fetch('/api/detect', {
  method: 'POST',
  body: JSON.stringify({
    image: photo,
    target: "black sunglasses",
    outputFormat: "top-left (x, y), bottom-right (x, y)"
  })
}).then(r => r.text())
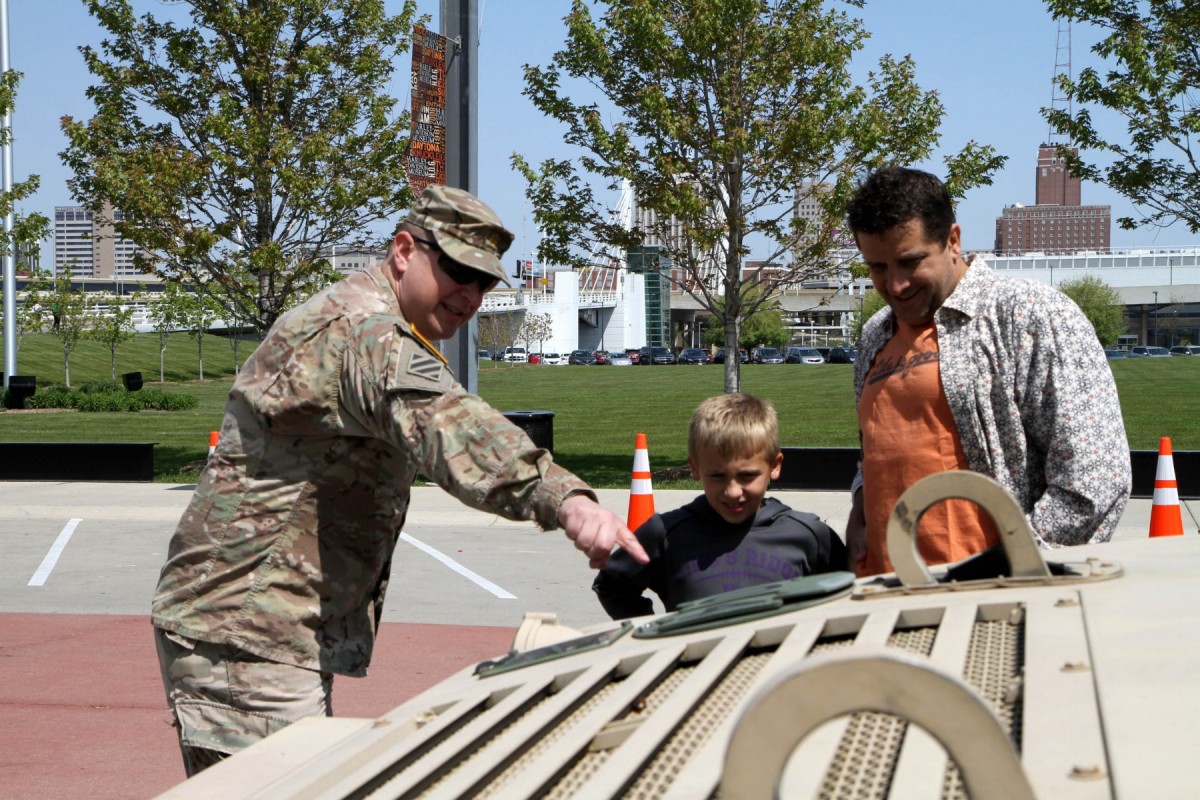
top-left (410, 234), bottom-right (499, 291)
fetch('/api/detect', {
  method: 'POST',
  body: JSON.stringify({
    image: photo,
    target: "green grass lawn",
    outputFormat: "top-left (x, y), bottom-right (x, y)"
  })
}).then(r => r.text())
top-left (2, 333), bottom-right (1197, 485)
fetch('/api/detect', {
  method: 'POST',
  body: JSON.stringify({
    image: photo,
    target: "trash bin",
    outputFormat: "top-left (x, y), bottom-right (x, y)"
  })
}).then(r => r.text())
top-left (503, 410), bottom-right (555, 453)
top-left (123, 371), bottom-right (144, 391)
top-left (4, 375), bottom-right (36, 410)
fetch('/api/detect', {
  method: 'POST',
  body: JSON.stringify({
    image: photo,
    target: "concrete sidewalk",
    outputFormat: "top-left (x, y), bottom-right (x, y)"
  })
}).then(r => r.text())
top-left (2, 479), bottom-right (1190, 540)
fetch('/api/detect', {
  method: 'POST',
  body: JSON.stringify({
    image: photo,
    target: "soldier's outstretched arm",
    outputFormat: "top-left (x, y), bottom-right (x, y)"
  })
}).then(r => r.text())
top-left (557, 494), bottom-right (649, 570)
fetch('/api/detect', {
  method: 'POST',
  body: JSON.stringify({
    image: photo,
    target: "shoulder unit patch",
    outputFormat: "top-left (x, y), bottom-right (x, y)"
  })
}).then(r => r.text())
top-left (407, 351), bottom-right (445, 383)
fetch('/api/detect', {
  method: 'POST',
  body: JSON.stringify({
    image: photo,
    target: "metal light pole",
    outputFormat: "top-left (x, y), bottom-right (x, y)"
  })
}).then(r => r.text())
top-left (1, 0), bottom-right (14, 387)
top-left (441, 0), bottom-right (479, 392)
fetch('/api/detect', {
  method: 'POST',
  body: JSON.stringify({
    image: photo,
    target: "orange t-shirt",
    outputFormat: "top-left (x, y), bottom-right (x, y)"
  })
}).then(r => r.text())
top-left (858, 321), bottom-right (998, 576)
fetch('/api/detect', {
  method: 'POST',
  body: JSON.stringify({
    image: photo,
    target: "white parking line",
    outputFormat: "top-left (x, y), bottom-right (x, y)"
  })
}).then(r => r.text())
top-left (400, 532), bottom-right (517, 599)
top-left (29, 518), bottom-right (83, 587)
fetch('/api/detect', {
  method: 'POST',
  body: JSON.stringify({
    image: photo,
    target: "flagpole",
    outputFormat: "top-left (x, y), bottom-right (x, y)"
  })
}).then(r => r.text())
top-left (1, 0), bottom-right (14, 388)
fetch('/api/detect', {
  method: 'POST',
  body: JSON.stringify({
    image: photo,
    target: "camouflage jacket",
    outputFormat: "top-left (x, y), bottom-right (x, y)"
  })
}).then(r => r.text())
top-left (151, 265), bottom-right (588, 676)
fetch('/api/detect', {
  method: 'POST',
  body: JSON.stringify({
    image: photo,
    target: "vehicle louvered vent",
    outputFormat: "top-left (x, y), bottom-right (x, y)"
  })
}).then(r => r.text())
top-left (816, 615), bottom-right (1022, 800)
top-left (353, 602), bottom-right (1024, 799)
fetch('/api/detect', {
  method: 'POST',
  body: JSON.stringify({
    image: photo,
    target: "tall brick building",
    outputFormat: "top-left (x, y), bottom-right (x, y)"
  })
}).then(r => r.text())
top-left (994, 144), bottom-right (1110, 255)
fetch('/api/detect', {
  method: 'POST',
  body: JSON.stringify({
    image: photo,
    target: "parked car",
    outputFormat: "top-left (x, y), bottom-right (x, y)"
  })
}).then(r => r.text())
top-left (1131, 346), bottom-right (1171, 357)
top-left (592, 350), bottom-right (610, 365)
top-left (541, 352), bottom-right (566, 366)
top-left (607, 352), bottom-right (634, 366)
top-left (713, 348), bottom-right (748, 364)
top-left (816, 346), bottom-right (832, 361)
top-left (785, 346), bottom-right (825, 364)
top-left (528, 353), bottom-right (542, 364)
top-left (1104, 349), bottom-right (1129, 360)
top-left (751, 347), bottom-right (785, 364)
top-left (478, 349), bottom-right (492, 361)
top-left (827, 346), bottom-right (857, 364)
top-left (639, 345), bottom-right (677, 365)
top-left (502, 346), bottom-right (528, 363)
top-left (624, 348), bottom-right (642, 364)
top-left (568, 349), bottom-right (597, 365)
top-left (677, 347), bottom-right (709, 365)
top-left (1169, 346), bottom-right (1200, 356)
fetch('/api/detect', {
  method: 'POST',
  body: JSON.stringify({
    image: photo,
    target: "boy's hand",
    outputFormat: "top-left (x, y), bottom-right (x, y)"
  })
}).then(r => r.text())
top-left (558, 494), bottom-right (649, 569)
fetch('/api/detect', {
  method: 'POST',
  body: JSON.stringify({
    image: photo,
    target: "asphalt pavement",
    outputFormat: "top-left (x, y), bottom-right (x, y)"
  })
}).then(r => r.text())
top-left (1, 480), bottom-right (1189, 627)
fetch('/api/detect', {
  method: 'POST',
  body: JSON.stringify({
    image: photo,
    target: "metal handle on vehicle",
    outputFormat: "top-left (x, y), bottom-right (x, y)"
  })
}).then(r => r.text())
top-left (720, 647), bottom-right (1036, 800)
top-left (886, 470), bottom-right (1050, 587)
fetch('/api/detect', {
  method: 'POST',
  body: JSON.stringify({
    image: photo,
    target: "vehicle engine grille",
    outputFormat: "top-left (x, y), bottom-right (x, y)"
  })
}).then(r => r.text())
top-left (338, 599), bottom-right (1038, 800)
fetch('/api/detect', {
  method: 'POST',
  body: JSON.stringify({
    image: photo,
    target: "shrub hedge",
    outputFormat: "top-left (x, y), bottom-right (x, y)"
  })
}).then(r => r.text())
top-left (12, 381), bottom-right (199, 412)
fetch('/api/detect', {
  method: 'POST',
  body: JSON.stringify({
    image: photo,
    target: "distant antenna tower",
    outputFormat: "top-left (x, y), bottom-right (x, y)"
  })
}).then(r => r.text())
top-left (1048, 18), bottom-right (1072, 144)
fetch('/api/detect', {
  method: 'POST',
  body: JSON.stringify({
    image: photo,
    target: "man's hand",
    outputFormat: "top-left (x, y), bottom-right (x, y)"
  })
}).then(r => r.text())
top-left (846, 486), bottom-right (868, 576)
top-left (557, 494), bottom-right (649, 569)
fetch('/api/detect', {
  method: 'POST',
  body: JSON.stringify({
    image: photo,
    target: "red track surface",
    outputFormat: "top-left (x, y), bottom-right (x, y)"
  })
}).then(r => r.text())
top-left (0, 613), bottom-right (515, 799)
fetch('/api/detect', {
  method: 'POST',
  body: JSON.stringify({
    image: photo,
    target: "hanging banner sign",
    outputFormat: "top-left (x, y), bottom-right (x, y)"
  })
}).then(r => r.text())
top-left (407, 24), bottom-right (448, 194)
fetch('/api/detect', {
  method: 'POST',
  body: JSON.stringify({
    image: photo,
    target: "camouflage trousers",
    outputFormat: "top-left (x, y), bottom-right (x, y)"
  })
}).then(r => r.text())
top-left (154, 627), bottom-right (334, 777)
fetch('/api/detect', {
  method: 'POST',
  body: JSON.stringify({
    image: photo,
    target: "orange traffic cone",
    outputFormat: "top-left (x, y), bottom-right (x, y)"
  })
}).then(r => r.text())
top-left (627, 433), bottom-right (655, 532)
top-left (1149, 436), bottom-right (1184, 537)
top-left (208, 431), bottom-right (219, 458)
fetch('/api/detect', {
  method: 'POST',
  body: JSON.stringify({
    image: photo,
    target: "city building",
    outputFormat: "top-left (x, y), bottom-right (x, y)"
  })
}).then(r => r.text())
top-left (994, 202), bottom-right (1111, 255)
top-left (317, 246), bottom-right (386, 276)
top-left (792, 179), bottom-right (841, 250)
top-left (632, 183), bottom-right (725, 291)
top-left (793, 180), bottom-right (827, 242)
top-left (54, 202), bottom-right (151, 279)
top-left (14, 236), bottom-right (40, 274)
top-left (994, 144), bottom-right (1111, 254)
top-left (1035, 142), bottom-right (1081, 206)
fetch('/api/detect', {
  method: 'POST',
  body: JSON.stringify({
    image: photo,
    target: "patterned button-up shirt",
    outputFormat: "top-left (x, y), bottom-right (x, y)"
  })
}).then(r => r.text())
top-left (853, 257), bottom-right (1131, 548)
top-left (152, 265), bottom-right (589, 676)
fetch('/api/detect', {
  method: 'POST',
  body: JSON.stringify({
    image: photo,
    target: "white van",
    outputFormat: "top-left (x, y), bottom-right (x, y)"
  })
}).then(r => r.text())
top-left (503, 347), bottom-right (528, 363)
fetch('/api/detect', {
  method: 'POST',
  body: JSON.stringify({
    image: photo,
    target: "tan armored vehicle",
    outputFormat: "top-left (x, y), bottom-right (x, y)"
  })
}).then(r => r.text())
top-left (157, 472), bottom-right (1199, 799)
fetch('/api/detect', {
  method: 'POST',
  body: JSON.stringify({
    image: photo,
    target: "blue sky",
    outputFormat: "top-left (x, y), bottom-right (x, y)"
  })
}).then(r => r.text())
top-left (9, 0), bottom-right (1198, 266)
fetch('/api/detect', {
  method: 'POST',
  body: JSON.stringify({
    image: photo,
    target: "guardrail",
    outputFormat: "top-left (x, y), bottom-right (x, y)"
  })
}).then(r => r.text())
top-left (772, 447), bottom-right (1198, 500)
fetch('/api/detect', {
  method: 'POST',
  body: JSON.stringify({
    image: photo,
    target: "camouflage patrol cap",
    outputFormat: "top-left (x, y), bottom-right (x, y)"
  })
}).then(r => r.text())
top-left (407, 185), bottom-right (515, 284)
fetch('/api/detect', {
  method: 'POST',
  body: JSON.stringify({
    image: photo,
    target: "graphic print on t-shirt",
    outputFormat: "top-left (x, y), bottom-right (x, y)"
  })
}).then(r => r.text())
top-left (866, 349), bottom-right (939, 385)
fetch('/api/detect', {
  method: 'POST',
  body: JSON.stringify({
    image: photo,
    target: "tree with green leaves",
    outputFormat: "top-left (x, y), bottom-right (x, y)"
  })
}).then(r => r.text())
top-left (176, 288), bottom-right (223, 381)
top-left (478, 311), bottom-right (521, 367)
top-left (0, 68), bottom-right (52, 365)
top-left (60, 0), bottom-right (420, 334)
top-left (850, 289), bottom-right (887, 346)
top-left (89, 292), bottom-right (140, 382)
top-left (149, 281), bottom-right (188, 382)
top-left (513, 0), bottom-right (1005, 392)
top-left (741, 308), bottom-right (789, 351)
top-left (704, 285), bottom-right (787, 350)
top-left (1043, 0), bottom-right (1200, 233)
top-left (1057, 275), bottom-right (1127, 347)
top-left (518, 313), bottom-right (554, 355)
top-left (2, 266), bottom-right (50, 357)
top-left (47, 274), bottom-right (91, 387)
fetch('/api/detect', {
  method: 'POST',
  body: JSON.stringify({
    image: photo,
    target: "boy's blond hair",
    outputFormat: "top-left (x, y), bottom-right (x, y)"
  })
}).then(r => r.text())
top-left (688, 393), bottom-right (780, 463)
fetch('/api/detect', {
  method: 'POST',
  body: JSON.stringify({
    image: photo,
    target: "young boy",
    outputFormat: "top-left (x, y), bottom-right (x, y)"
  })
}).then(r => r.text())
top-left (593, 393), bottom-right (846, 619)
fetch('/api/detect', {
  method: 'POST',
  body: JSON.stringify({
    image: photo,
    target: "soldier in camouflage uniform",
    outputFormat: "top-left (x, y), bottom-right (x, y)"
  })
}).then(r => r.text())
top-left (152, 185), bottom-right (649, 776)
